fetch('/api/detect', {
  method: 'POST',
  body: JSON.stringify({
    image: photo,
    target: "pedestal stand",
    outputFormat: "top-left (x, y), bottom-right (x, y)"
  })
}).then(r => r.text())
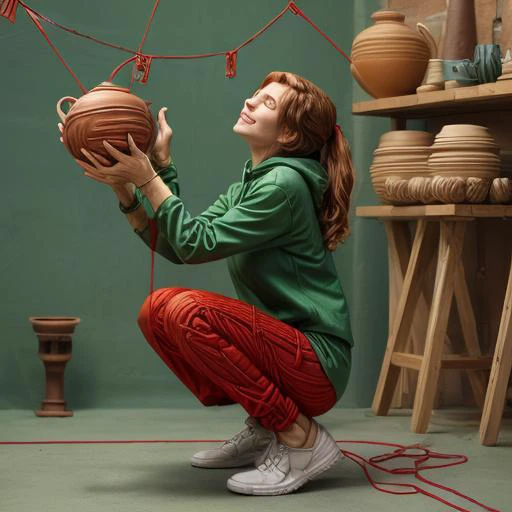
top-left (28, 316), bottom-right (80, 417)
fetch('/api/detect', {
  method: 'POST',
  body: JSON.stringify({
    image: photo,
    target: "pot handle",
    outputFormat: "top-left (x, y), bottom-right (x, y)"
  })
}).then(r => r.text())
top-left (417, 23), bottom-right (438, 59)
top-left (56, 96), bottom-right (77, 123)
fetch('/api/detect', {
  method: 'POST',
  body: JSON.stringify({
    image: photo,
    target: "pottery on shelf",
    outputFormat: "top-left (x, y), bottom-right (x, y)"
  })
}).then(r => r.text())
top-left (56, 81), bottom-right (157, 165)
top-left (351, 10), bottom-right (433, 98)
top-left (370, 130), bottom-right (434, 204)
top-left (417, 59), bottom-right (445, 93)
top-left (29, 316), bottom-right (80, 417)
top-left (497, 60), bottom-right (512, 81)
top-left (425, 124), bottom-right (501, 204)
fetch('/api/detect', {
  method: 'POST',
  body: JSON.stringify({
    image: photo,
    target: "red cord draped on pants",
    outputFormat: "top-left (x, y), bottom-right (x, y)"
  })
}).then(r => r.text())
top-left (137, 286), bottom-right (337, 432)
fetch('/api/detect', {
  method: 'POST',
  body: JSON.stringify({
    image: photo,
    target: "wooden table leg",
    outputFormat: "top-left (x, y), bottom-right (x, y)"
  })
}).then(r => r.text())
top-left (453, 258), bottom-right (487, 410)
top-left (480, 253), bottom-right (512, 445)
top-left (372, 220), bottom-right (438, 416)
top-left (411, 221), bottom-right (467, 433)
top-left (385, 221), bottom-right (412, 408)
top-left (386, 221), bottom-right (435, 408)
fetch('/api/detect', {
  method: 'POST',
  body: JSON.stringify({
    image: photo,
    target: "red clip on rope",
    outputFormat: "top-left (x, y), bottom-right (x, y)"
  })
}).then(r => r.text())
top-left (0, 0), bottom-right (18, 23)
top-left (225, 51), bottom-right (238, 79)
top-left (134, 54), bottom-right (153, 84)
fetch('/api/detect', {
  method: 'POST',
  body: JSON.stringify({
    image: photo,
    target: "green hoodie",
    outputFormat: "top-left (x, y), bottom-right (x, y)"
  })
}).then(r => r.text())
top-left (133, 156), bottom-right (353, 401)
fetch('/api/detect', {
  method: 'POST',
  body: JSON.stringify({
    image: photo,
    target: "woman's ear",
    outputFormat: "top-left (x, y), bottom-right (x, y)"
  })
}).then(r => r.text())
top-left (277, 127), bottom-right (294, 145)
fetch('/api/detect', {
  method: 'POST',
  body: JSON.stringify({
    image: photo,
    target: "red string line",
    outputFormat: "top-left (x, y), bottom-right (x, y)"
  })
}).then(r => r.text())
top-left (338, 441), bottom-right (500, 512)
top-left (14, 1), bottom-right (351, 90)
top-left (288, 1), bottom-right (352, 64)
top-left (129, 0), bottom-right (160, 89)
top-left (6, 2), bottom-right (495, 510)
top-left (109, 0), bottom-right (295, 82)
top-left (21, 5), bottom-right (88, 94)
top-left (0, 438), bottom-right (500, 511)
top-left (18, 1), bottom-right (138, 55)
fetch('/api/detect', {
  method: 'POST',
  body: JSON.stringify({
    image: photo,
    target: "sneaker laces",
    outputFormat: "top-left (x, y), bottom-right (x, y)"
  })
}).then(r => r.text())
top-left (258, 439), bottom-right (288, 473)
top-left (223, 424), bottom-right (254, 448)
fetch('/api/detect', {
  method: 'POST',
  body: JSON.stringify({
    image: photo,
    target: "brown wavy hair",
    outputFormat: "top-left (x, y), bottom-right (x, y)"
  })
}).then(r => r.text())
top-left (255, 71), bottom-right (355, 251)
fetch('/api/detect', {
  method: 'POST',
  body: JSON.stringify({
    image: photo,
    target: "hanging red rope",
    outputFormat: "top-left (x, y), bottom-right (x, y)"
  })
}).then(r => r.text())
top-left (7, 1), bottom-right (351, 92)
top-left (4, 3), bottom-right (498, 511)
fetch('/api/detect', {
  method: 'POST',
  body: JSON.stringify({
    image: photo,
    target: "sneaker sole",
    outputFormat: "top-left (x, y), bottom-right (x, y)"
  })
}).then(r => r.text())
top-left (226, 447), bottom-right (343, 495)
top-left (191, 452), bottom-right (261, 469)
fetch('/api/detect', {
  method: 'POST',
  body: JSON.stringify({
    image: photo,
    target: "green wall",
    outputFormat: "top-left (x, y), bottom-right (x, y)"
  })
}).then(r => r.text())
top-left (1, 0), bottom-right (390, 409)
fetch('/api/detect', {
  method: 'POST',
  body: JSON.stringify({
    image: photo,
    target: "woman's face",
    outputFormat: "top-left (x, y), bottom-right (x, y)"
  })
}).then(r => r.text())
top-left (233, 82), bottom-right (291, 151)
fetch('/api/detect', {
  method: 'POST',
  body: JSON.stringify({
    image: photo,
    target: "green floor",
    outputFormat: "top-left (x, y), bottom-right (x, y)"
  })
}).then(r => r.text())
top-left (1, 406), bottom-right (510, 511)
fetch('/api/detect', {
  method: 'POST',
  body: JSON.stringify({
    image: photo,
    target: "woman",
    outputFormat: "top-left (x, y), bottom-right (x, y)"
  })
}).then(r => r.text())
top-left (71, 71), bottom-right (355, 496)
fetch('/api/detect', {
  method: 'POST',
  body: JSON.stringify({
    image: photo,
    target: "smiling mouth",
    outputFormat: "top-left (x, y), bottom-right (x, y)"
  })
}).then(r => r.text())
top-left (240, 113), bottom-right (255, 124)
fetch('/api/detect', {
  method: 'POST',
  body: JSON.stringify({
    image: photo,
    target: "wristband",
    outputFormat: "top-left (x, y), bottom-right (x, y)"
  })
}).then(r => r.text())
top-left (138, 167), bottom-right (166, 189)
top-left (119, 194), bottom-right (141, 214)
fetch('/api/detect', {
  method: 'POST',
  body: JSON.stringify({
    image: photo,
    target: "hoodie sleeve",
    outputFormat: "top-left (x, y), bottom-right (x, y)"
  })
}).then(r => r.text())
top-left (134, 167), bottom-right (243, 264)
top-left (153, 181), bottom-right (292, 264)
top-left (133, 161), bottom-right (184, 264)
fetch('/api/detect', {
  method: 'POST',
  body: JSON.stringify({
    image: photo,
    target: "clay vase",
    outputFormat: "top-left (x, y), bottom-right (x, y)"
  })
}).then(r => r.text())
top-left (56, 82), bottom-right (156, 165)
top-left (29, 316), bottom-right (80, 417)
top-left (351, 10), bottom-right (432, 98)
top-left (441, 0), bottom-right (477, 60)
top-left (417, 59), bottom-right (445, 93)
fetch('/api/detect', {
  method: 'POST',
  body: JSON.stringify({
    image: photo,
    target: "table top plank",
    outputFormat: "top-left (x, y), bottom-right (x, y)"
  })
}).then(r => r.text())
top-left (356, 204), bottom-right (512, 219)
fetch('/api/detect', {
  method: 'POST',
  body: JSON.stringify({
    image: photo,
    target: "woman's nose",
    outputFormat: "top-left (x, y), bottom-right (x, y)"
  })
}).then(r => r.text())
top-left (245, 98), bottom-right (256, 110)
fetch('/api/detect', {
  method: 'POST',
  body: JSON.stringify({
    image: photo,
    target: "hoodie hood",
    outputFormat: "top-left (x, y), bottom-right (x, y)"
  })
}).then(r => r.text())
top-left (243, 156), bottom-right (328, 211)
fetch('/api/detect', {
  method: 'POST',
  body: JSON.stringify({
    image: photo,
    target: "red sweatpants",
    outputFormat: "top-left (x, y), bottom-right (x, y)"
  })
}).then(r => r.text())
top-left (137, 287), bottom-right (338, 432)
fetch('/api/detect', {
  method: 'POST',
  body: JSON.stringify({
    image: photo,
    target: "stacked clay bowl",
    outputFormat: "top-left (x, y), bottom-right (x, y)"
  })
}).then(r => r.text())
top-left (350, 10), bottom-right (431, 98)
top-left (370, 130), bottom-right (434, 204)
top-left (427, 125), bottom-right (501, 203)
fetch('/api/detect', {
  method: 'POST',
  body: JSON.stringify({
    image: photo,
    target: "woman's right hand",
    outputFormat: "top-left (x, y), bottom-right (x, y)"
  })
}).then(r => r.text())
top-left (149, 107), bottom-right (173, 168)
top-left (57, 122), bottom-right (133, 192)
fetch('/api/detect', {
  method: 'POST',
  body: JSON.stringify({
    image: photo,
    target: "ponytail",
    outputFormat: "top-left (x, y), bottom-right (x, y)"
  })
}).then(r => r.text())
top-left (319, 127), bottom-right (355, 251)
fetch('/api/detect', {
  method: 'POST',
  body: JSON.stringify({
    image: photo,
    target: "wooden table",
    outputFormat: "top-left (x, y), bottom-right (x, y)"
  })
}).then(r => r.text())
top-left (356, 204), bottom-right (512, 440)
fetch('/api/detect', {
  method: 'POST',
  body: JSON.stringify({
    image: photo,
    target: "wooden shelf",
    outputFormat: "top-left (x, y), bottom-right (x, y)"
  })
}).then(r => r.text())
top-left (356, 204), bottom-right (512, 219)
top-left (352, 80), bottom-right (512, 119)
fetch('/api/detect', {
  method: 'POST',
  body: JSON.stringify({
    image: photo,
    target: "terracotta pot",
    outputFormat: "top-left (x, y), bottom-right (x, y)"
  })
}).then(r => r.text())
top-left (351, 10), bottom-right (432, 98)
top-left (56, 81), bottom-right (157, 165)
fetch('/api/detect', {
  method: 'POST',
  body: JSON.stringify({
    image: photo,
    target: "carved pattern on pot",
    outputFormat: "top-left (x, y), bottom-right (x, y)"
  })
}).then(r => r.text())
top-left (56, 81), bottom-right (157, 165)
top-left (351, 10), bottom-right (433, 98)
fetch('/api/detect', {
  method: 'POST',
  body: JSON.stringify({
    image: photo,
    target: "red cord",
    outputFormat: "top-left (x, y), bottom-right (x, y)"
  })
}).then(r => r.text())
top-left (13, 1), bottom-right (352, 91)
top-left (0, 437), bottom-right (500, 511)
top-left (129, 0), bottom-right (160, 89)
top-left (288, 1), bottom-right (352, 64)
top-left (4, 3), bottom-right (497, 510)
top-left (21, 5), bottom-right (88, 94)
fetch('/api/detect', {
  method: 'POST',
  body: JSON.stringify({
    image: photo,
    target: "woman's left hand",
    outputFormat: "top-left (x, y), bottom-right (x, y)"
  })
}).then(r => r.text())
top-left (75, 134), bottom-right (156, 187)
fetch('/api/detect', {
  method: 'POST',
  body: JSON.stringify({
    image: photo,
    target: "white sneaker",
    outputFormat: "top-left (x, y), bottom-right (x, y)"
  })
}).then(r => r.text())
top-left (226, 421), bottom-right (342, 495)
top-left (191, 416), bottom-right (273, 469)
